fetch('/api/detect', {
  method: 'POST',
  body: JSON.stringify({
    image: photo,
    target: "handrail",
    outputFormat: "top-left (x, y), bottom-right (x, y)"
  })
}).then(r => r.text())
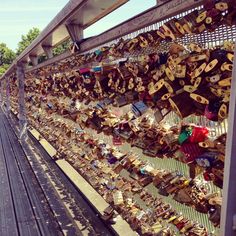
top-left (25, 0), bottom-right (204, 73)
top-left (0, 0), bottom-right (128, 78)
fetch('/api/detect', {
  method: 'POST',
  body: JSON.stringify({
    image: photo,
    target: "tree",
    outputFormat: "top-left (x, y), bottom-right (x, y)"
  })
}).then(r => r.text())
top-left (1, 27), bottom-right (70, 72)
top-left (0, 43), bottom-right (16, 66)
top-left (16, 27), bottom-right (40, 56)
top-left (0, 64), bottom-right (10, 76)
top-left (53, 39), bottom-right (71, 56)
top-left (0, 43), bottom-right (16, 76)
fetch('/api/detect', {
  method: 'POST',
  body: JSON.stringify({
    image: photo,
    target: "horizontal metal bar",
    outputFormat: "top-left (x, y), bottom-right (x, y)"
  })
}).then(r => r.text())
top-left (26, 51), bottom-right (71, 73)
top-left (17, 0), bottom-right (85, 62)
top-left (25, 0), bottom-right (204, 73)
top-left (18, 0), bottom-right (129, 62)
top-left (80, 0), bottom-right (204, 52)
top-left (1, 0), bottom-right (128, 78)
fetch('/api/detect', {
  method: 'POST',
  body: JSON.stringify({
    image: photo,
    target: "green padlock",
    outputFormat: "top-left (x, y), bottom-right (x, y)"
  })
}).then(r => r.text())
top-left (178, 127), bottom-right (192, 144)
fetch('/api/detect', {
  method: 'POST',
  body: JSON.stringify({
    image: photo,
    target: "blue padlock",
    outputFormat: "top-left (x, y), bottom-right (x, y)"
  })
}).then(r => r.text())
top-left (92, 66), bottom-right (102, 72)
top-left (132, 101), bottom-right (148, 117)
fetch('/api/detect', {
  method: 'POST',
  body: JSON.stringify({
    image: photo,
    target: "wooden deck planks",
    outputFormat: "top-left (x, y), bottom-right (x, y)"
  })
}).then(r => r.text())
top-left (0, 109), bottom-right (118, 236)
top-left (0, 119), bottom-right (19, 236)
top-left (0, 113), bottom-right (41, 236)
top-left (1, 114), bottom-right (62, 236)
top-left (0, 112), bottom-right (64, 236)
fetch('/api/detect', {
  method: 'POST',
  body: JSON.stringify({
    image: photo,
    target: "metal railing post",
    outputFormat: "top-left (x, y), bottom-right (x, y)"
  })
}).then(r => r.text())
top-left (6, 77), bottom-right (10, 116)
top-left (220, 44), bottom-right (236, 236)
top-left (17, 62), bottom-right (27, 140)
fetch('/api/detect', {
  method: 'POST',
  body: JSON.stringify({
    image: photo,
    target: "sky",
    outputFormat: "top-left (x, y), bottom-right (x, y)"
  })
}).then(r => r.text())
top-left (0, 0), bottom-right (156, 51)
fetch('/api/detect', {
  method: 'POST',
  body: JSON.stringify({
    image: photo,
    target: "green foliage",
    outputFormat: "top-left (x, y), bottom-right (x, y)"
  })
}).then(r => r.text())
top-left (0, 64), bottom-right (9, 76)
top-left (16, 27), bottom-right (69, 59)
top-left (0, 43), bottom-right (16, 66)
top-left (16, 27), bottom-right (40, 56)
top-left (0, 43), bottom-right (16, 76)
top-left (0, 27), bottom-right (71, 76)
top-left (53, 39), bottom-right (71, 56)
top-left (0, 63), bottom-right (11, 76)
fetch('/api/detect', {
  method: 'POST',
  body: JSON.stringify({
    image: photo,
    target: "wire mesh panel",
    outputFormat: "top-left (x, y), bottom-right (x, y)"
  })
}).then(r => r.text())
top-left (21, 2), bottom-right (235, 235)
top-left (65, 4), bottom-right (231, 234)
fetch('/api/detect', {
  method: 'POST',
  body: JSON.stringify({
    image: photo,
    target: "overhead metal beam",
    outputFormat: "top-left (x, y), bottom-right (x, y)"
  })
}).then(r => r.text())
top-left (80, 0), bottom-right (204, 52)
top-left (156, 0), bottom-right (169, 6)
top-left (25, 0), bottom-right (204, 73)
top-left (42, 45), bottom-right (53, 59)
top-left (66, 23), bottom-right (83, 42)
top-left (0, 0), bottom-right (128, 79)
top-left (16, 0), bottom-right (128, 62)
top-left (29, 55), bottom-right (38, 66)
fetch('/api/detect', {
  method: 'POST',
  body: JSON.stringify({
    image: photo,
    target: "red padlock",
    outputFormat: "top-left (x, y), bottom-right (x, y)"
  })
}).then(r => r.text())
top-left (189, 126), bottom-right (209, 143)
